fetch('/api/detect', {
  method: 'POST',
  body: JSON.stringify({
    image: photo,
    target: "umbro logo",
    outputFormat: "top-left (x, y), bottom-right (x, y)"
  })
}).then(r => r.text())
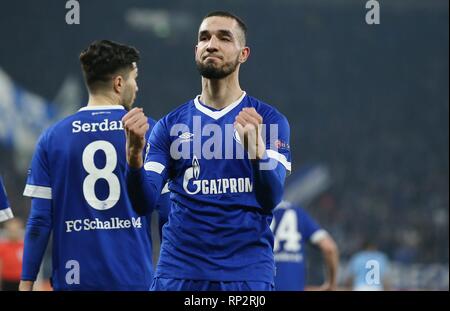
top-left (91, 111), bottom-right (111, 116)
top-left (179, 132), bottom-right (194, 142)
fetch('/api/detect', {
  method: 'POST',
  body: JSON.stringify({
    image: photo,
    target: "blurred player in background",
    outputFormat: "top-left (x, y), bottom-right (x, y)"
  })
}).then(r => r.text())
top-left (345, 238), bottom-right (391, 291)
top-left (19, 40), bottom-right (167, 291)
top-left (0, 176), bottom-right (14, 223)
top-left (124, 11), bottom-right (291, 291)
top-left (271, 201), bottom-right (339, 291)
top-left (0, 218), bottom-right (24, 290)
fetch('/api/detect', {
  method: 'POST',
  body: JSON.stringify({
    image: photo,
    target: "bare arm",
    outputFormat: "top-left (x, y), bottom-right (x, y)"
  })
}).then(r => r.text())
top-left (317, 235), bottom-right (339, 290)
top-left (19, 280), bottom-right (34, 291)
top-left (383, 275), bottom-right (392, 291)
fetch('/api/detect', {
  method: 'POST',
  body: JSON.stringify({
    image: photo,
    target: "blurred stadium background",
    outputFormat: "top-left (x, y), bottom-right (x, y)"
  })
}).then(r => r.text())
top-left (0, 0), bottom-right (448, 290)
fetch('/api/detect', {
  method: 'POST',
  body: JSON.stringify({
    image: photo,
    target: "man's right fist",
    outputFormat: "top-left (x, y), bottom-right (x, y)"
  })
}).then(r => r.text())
top-left (122, 107), bottom-right (149, 169)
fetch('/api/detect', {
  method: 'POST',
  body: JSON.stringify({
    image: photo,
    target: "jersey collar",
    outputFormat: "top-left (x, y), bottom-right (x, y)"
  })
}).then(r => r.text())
top-left (78, 105), bottom-right (125, 112)
top-left (194, 91), bottom-right (246, 120)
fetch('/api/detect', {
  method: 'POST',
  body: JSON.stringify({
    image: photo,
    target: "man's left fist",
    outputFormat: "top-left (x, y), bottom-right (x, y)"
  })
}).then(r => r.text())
top-left (234, 107), bottom-right (266, 160)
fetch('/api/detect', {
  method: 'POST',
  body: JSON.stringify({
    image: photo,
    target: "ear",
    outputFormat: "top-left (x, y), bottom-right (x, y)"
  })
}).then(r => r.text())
top-left (113, 76), bottom-right (123, 94)
top-left (239, 46), bottom-right (251, 64)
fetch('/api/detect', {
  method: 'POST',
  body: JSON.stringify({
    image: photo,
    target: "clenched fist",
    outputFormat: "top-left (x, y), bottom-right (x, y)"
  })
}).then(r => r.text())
top-left (122, 107), bottom-right (149, 169)
top-left (234, 107), bottom-right (266, 160)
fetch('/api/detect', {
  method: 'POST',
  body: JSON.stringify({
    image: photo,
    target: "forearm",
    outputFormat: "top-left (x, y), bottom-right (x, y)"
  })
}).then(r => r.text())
top-left (126, 166), bottom-right (164, 216)
top-left (251, 157), bottom-right (286, 212)
top-left (322, 242), bottom-right (339, 288)
top-left (127, 146), bottom-right (144, 169)
top-left (22, 198), bottom-right (52, 281)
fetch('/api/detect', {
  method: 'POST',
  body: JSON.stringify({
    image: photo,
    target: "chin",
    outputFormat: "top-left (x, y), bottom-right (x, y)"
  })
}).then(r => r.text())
top-left (205, 61), bottom-right (221, 68)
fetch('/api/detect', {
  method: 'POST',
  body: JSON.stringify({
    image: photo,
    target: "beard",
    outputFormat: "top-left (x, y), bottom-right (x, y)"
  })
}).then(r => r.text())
top-left (121, 85), bottom-right (136, 111)
top-left (196, 55), bottom-right (240, 79)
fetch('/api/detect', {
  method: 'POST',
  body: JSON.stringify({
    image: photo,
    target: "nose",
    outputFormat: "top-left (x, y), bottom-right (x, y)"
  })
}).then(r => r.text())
top-left (206, 36), bottom-right (219, 52)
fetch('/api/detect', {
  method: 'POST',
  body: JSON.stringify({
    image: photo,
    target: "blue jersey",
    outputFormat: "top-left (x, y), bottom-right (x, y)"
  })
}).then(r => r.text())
top-left (348, 250), bottom-right (389, 291)
top-left (0, 176), bottom-right (13, 222)
top-left (271, 201), bottom-right (328, 291)
top-left (23, 105), bottom-right (157, 290)
top-left (146, 92), bottom-right (291, 282)
top-left (157, 183), bottom-right (171, 238)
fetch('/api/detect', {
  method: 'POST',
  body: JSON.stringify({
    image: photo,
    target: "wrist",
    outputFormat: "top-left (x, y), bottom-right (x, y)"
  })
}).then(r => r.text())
top-left (251, 136), bottom-right (266, 160)
top-left (127, 151), bottom-right (143, 169)
top-left (255, 145), bottom-right (266, 160)
top-left (19, 280), bottom-right (34, 291)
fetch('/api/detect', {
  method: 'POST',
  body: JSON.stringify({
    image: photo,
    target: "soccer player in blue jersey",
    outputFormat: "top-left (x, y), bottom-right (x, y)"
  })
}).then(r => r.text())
top-left (0, 176), bottom-right (14, 223)
top-left (19, 40), bottom-right (165, 291)
top-left (123, 11), bottom-right (291, 291)
top-left (271, 201), bottom-right (339, 291)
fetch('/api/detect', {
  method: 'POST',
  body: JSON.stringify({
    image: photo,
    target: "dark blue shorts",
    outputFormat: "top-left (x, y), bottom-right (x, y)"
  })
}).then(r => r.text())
top-left (150, 277), bottom-right (274, 291)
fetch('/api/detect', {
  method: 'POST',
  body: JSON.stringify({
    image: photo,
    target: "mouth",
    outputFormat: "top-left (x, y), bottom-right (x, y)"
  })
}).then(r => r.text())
top-left (203, 55), bottom-right (222, 61)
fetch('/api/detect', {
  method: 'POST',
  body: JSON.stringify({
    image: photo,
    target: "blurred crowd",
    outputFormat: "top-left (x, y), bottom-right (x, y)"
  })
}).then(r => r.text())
top-left (305, 97), bottom-right (448, 265)
top-left (0, 0), bottom-right (448, 291)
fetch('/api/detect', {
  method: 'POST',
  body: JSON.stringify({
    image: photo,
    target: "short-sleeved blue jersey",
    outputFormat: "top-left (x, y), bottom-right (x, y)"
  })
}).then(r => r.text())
top-left (272, 201), bottom-right (327, 290)
top-left (0, 176), bottom-right (13, 222)
top-left (23, 105), bottom-right (159, 290)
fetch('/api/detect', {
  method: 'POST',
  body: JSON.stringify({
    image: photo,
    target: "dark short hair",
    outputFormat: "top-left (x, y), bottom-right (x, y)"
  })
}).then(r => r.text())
top-left (79, 40), bottom-right (140, 92)
top-left (203, 11), bottom-right (247, 44)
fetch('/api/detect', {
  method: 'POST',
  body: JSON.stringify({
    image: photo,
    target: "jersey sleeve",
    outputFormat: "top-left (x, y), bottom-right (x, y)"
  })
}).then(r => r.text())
top-left (144, 118), bottom-right (171, 181)
top-left (23, 130), bottom-right (52, 200)
top-left (0, 177), bottom-right (14, 222)
top-left (157, 184), bottom-right (170, 223)
top-left (156, 185), bottom-right (171, 240)
top-left (22, 198), bottom-right (53, 281)
top-left (144, 117), bottom-right (157, 155)
top-left (298, 207), bottom-right (328, 244)
top-left (142, 117), bottom-right (156, 164)
top-left (264, 112), bottom-right (292, 175)
top-left (147, 118), bottom-right (171, 235)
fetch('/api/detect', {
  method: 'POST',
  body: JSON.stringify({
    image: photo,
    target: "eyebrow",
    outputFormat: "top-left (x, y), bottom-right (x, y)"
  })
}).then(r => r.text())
top-left (199, 29), bottom-right (234, 38)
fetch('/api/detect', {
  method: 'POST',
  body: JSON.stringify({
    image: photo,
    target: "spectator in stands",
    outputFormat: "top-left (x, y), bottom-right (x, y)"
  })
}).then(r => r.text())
top-left (0, 218), bottom-right (24, 291)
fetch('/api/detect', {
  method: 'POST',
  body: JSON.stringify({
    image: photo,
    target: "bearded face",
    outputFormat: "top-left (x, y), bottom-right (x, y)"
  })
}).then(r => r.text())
top-left (120, 65), bottom-right (138, 111)
top-left (195, 16), bottom-right (248, 80)
top-left (196, 52), bottom-right (240, 80)
top-left (121, 81), bottom-right (136, 111)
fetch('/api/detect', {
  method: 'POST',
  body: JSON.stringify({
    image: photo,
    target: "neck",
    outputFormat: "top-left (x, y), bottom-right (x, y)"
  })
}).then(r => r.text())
top-left (87, 92), bottom-right (120, 107)
top-left (200, 69), bottom-right (243, 110)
